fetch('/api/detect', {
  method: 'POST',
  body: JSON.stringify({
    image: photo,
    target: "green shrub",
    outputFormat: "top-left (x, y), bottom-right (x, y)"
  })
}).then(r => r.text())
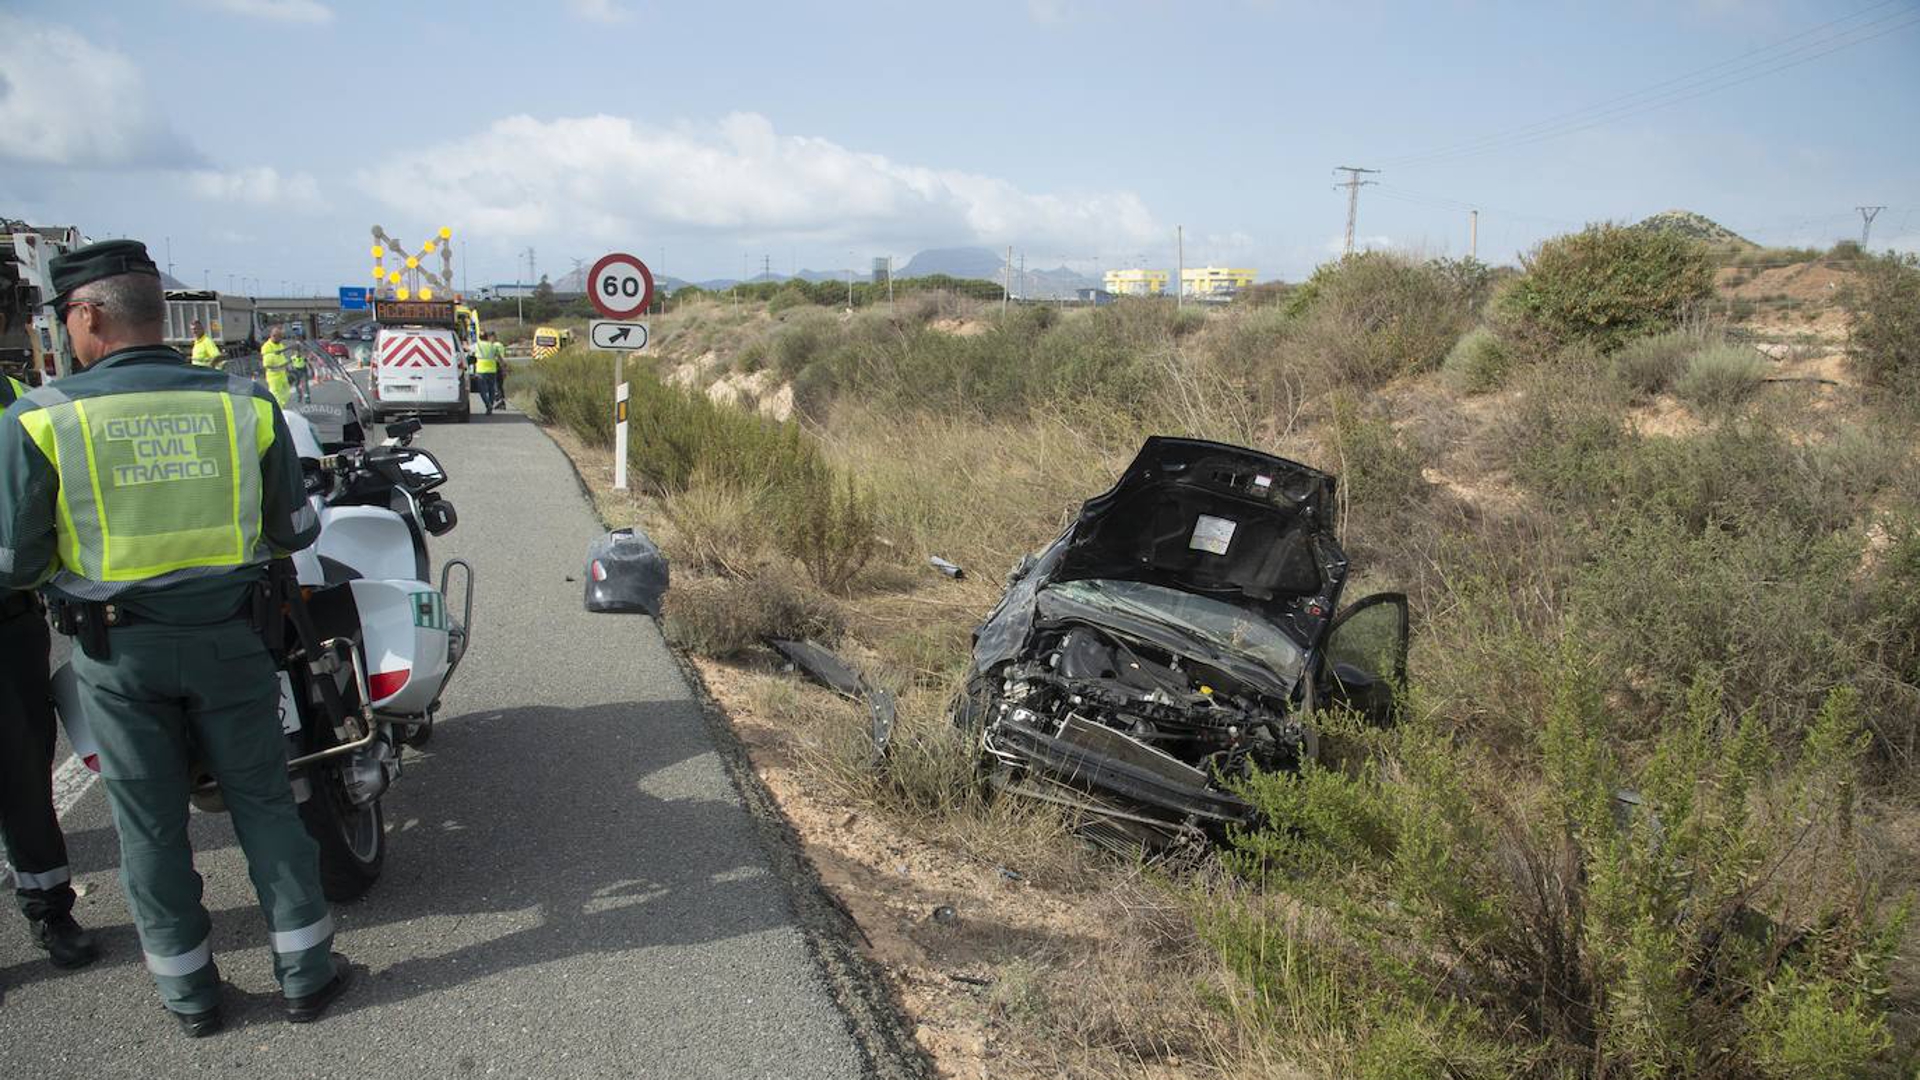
top-left (1214, 663), bottom-right (1903, 1080)
top-left (1442, 325), bottom-right (1511, 393)
top-left (768, 309), bottom-right (840, 377)
top-left (766, 286), bottom-right (811, 314)
top-left (1286, 253), bottom-right (1478, 386)
top-left (531, 346), bottom-right (615, 445)
top-left (1500, 358), bottom-right (1633, 514)
top-left (1569, 514), bottom-right (1866, 735)
top-left (1612, 328), bottom-right (1698, 395)
top-left (661, 568), bottom-right (844, 658)
top-left (1498, 224), bottom-right (1715, 353)
top-left (1327, 393), bottom-right (1427, 512)
top-left (1674, 342), bottom-right (1767, 410)
top-left (1843, 251), bottom-right (1920, 387)
top-left (658, 473), bottom-right (769, 578)
top-left (770, 459), bottom-right (878, 593)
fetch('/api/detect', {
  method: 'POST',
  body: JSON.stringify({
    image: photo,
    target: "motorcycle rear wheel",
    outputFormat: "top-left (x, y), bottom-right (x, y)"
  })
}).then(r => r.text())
top-left (299, 770), bottom-right (386, 903)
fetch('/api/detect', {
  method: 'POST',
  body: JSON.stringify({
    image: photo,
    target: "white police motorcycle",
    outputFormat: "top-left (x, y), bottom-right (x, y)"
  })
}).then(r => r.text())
top-left (57, 411), bottom-right (474, 902)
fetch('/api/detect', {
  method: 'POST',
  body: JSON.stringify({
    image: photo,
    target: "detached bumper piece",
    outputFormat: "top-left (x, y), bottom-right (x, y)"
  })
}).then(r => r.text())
top-left (585, 528), bottom-right (670, 615)
top-left (770, 638), bottom-right (899, 764)
top-left (991, 708), bottom-right (1254, 828)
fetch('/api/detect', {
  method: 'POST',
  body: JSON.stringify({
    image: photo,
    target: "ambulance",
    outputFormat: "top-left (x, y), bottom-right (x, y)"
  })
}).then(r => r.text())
top-left (370, 297), bottom-right (471, 422)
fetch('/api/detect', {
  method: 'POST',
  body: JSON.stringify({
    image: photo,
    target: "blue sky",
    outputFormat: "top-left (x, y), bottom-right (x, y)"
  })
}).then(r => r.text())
top-left (2, 0), bottom-right (1915, 293)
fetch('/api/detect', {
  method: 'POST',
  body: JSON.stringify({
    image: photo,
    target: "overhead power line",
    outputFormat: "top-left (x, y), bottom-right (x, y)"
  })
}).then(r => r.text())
top-left (1378, 0), bottom-right (1920, 170)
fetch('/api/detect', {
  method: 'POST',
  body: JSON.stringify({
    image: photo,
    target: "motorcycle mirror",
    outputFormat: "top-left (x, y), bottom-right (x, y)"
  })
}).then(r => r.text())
top-left (385, 419), bottom-right (423, 443)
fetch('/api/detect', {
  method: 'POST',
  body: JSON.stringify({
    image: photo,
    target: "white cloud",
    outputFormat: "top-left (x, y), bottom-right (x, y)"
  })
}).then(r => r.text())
top-left (185, 166), bottom-right (323, 210)
top-left (0, 16), bottom-right (196, 167)
top-left (197, 0), bottom-right (334, 23)
top-left (568, 0), bottom-right (633, 23)
top-left (362, 112), bottom-right (1160, 254)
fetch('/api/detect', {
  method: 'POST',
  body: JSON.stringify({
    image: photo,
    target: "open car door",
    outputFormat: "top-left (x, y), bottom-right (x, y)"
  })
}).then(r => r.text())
top-left (1317, 592), bottom-right (1408, 727)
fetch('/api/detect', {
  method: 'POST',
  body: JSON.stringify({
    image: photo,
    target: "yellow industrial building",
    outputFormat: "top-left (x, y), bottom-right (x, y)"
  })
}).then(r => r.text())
top-left (1181, 267), bottom-right (1257, 300)
top-left (1103, 269), bottom-right (1169, 296)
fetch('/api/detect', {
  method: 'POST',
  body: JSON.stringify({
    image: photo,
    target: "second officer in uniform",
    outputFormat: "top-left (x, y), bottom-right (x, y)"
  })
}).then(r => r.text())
top-left (0, 369), bottom-right (101, 975)
top-left (0, 241), bottom-right (352, 1036)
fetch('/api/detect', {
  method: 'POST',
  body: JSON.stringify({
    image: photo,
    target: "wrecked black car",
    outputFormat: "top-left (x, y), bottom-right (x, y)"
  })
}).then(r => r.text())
top-left (955, 437), bottom-right (1408, 851)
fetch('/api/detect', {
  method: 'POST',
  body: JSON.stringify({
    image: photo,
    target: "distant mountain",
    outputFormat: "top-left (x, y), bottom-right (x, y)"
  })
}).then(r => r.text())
top-left (553, 266), bottom-right (694, 295)
top-left (897, 246), bottom-right (1098, 299)
top-left (897, 246), bottom-right (1009, 280)
top-left (1634, 210), bottom-right (1755, 249)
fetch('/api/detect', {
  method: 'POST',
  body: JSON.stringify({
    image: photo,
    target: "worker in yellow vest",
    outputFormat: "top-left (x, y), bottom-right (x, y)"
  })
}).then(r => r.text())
top-left (188, 320), bottom-right (221, 368)
top-left (259, 325), bottom-right (290, 405)
top-left (473, 331), bottom-right (505, 414)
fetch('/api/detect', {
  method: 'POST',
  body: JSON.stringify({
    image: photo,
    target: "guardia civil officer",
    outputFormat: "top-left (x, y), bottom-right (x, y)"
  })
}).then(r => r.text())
top-left (0, 241), bottom-right (351, 1036)
top-left (0, 368), bottom-right (101, 973)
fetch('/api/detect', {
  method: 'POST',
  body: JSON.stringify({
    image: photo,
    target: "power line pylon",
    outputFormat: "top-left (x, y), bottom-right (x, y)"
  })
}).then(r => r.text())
top-left (1856, 205), bottom-right (1886, 248)
top-left (1336, 166), bottom-right (1380, 256)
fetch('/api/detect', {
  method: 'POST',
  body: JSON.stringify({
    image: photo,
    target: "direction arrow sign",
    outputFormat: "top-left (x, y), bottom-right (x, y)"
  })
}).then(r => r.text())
top-left (587, 252), bottom-right (654, 320)
top-left (590, 319), bottom-right (650, 351)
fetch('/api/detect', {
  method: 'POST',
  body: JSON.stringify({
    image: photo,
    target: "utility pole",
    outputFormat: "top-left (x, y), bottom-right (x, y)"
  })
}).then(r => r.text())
top-left (1857, 206), bottom-right (1886, 248)
top-left (165, 237), bottom-right (174, 281)
top-left (1469, 210), bottom-right (1479, 260)
top-left (1003, 245), bottom-right (1012, 314)
top-left (1017, 251), bottom-right (1025, 302)
top-left (847, 251), bottom-right (854, 310)
top-left (1175, 226), bottom-right (1184, 309)
top-left (1335, 166), bottom-right (1379, 256)
top-left (519, 246), bottom-right (536, 325)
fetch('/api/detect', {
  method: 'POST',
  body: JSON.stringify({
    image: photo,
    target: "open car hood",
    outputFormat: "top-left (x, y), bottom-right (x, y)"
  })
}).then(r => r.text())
top-left (1052, 437), bottom-right (1348, 632)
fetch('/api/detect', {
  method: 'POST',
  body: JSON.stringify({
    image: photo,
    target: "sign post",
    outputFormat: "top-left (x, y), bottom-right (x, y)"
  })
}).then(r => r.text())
top-left (587, 253), bottom-right (655, 492)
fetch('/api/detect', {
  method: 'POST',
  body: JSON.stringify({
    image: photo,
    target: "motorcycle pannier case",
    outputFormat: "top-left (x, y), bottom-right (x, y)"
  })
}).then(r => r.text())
top-left (584, 528), bottom-right (669, 615)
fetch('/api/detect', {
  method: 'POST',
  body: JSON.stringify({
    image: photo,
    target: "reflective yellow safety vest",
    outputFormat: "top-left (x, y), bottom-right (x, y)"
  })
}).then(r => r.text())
top-left (260, 340), bottom-right (288, 371)
top-left (474, 341), bottom-right (503, 374)
top-left (190, 335), bottom-right (221, 367)
top-left (14, 386), bottom-right (273, 587)
top-left (2, 375), bottom-right (26, 405)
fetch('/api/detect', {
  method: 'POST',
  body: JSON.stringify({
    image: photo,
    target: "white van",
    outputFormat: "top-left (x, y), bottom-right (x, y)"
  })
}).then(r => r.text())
top-left (371, 326), bottom-right (470, 422)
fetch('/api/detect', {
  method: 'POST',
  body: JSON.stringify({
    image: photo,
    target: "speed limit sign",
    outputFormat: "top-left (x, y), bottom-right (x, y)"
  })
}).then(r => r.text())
top-left (588, 252), bottom-right (655, 320)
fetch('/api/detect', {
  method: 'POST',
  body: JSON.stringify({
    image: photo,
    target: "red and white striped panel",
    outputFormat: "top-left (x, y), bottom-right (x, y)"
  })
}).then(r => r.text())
top-left (377, 334), bottom-right (456, 369)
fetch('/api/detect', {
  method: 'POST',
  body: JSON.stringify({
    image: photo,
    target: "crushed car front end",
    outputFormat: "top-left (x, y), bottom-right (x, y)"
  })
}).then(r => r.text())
top-left (957, 437), bottom-right (1403, 850)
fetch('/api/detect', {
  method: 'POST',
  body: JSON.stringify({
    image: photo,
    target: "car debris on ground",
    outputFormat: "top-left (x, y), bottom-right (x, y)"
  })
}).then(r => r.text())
top-left (768, 638), bottom-right (899, 763)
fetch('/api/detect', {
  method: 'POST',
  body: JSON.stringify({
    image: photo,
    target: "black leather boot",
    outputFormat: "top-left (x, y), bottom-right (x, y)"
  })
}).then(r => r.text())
top-left (31, 913), bottom-right (100, 969)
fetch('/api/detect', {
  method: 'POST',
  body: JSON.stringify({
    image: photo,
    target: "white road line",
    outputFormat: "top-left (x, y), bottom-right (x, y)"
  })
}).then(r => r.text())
top-left (52, 753), bottom-right (98, 819)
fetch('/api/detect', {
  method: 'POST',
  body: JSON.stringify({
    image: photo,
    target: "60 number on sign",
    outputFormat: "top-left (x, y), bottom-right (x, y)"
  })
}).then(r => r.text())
top-left (587, 252), bottom-right (654, 320)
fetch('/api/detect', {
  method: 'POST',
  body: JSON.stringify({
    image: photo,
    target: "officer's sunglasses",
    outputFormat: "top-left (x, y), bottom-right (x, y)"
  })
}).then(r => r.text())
top-left (56, 298), bottom-right (102, 320)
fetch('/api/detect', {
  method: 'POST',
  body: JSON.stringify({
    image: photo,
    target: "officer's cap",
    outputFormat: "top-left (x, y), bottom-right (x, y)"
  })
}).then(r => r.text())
top-left (46, 240), bottom-right (160, 308)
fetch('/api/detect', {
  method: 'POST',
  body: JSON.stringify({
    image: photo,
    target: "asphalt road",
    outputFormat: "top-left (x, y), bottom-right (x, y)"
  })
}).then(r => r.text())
top-left (0, 407), bottom-right (882, 1077)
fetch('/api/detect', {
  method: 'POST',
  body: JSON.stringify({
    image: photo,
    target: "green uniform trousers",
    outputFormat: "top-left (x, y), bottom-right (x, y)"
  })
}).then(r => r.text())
top-left (71, 618), bottom-right (335, 1014)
